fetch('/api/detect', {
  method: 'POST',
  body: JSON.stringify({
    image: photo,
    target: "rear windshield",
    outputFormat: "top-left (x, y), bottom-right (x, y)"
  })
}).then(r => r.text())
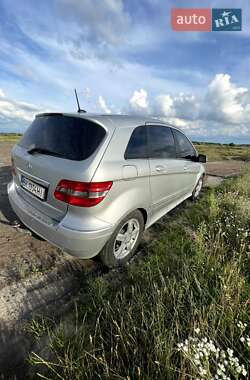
top-left (18, 115), bottom-right (106, 161)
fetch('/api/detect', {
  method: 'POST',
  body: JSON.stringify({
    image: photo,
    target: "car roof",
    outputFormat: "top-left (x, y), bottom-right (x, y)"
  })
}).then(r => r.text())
top-left (36, 112), bottom-right (181, 132)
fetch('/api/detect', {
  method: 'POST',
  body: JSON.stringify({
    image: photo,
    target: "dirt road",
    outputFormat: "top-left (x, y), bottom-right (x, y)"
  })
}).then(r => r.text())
top-left (0, 142), bottom-right (94, 377)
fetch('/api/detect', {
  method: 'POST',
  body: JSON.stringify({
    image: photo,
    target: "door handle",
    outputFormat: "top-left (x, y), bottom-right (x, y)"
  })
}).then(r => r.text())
top-left (155, 165), bottom-right (165, 172)
top-left (184, 165), bottom-right (188, 170)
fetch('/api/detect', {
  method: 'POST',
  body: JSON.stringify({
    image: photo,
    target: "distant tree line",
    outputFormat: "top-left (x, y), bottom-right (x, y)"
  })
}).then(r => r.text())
top-left (0, 133), bottom-right (22, 136)
top-left (193, 141), bottom-right (249, 147)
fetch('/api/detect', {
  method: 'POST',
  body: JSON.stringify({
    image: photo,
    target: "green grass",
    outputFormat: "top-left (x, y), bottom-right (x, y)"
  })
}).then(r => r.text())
top-left (194, 143), bottom-right (250, 162)
top-left (30, 170), bottom-right (250, 379)
top-left (0, 133), bottom-right (22, 142)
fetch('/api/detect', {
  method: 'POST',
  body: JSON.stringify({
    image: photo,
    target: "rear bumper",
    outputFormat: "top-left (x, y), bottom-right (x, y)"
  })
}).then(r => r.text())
top-left (7, 182), bottom-right (113, 259)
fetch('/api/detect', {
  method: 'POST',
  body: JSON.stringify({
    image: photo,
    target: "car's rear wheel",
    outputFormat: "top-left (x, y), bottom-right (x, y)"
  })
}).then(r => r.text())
top-left (99, 210), bottom-right (144, 268)
top-left (191, 176), bottom-right (204, 200)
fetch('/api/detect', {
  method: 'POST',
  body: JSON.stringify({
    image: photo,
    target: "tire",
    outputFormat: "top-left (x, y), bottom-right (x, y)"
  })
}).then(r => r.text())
top-left (98, 210), bottom-right (144, 268)
top-left (191, 175), bottom-right (204, 201)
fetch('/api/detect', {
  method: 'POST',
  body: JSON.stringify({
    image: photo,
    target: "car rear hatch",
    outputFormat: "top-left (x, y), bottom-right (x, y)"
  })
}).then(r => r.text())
top-left (11, 114), bottom-right (108, 222)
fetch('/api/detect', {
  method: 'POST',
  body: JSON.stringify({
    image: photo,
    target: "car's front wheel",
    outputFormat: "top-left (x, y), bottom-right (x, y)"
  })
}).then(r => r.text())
top-left (99, 210), bottom-right (144, 268)
top-left (191, 175), bottom-right (204, 200)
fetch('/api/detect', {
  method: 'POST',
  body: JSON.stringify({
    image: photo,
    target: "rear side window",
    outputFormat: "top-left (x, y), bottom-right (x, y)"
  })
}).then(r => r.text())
top-left (18, 115), bottom-right (106, 161)
top-left (148, 125), bottom-right (176, 159)
top-left (173, 129), bottom-right (196, 159)
top-left (125, 126), bottom-right (148, 159)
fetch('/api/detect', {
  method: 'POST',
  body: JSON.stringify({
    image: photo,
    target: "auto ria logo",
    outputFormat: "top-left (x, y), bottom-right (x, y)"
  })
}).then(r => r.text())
top-left (171, 8), bottom-right (242, 32)
top-left (212, 9), bottom-right (241, 31)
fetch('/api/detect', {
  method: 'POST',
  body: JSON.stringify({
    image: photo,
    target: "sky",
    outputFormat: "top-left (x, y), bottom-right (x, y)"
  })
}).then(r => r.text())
top-left (0, 0), bottom-right (250, 143)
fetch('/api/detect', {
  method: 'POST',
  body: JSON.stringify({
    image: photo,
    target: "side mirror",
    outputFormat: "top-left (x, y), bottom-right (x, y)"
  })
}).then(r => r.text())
top-left (198, 154), bottom-right (207, 163)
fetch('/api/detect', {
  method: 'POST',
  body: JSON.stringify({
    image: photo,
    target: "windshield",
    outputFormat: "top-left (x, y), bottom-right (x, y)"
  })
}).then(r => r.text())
top-left (18, 115), bottom-right (106, 161)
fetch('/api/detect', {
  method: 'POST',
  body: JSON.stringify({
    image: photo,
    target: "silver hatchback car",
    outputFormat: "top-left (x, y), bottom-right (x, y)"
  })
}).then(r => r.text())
top-left (8, 113), bottom-right (206, 267)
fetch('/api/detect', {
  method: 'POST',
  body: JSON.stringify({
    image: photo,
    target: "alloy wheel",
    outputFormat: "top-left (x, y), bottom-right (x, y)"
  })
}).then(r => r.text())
top-left (113, 218), bottom-right (140, 260)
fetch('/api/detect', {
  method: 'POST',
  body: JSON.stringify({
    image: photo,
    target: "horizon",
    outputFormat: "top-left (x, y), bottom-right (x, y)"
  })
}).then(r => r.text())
top-left (0, 128), bottom-right (249, 146)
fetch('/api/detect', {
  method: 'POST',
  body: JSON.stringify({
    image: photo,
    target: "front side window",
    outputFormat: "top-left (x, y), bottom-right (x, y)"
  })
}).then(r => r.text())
top-left (125, 126), bottom-right (148, 159)
top-left (173, 129), bottom-right (196, 159)
top-left (148, 125), bottom-right (176, 159)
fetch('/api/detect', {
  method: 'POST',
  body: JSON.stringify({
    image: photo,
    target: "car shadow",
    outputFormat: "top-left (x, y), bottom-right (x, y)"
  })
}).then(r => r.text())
top-left (0, 165), bottom-right (18, 224)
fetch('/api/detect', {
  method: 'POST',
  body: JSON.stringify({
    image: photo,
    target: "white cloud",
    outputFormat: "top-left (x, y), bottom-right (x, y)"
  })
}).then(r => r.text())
top-left (0, 89), bottom-right (42, 123)
top-left (59, 0), bottom-right (130, 45)
top-left (172, 93), bottom-right (199, 120)
top-left (152, 93), bottom-right (199, 122)
top-left (8, 0), bottom-right (130, 49)
top-left (202, 73), bottom-right (249, 124)
top-left (127, 74), bottom-right (250, 139)
top-left (129, 89), bottom-right (149, 113)
top-left (155, 95), bottom-right (174, 116)
top-left (98, 95), bottom-right (111, 114)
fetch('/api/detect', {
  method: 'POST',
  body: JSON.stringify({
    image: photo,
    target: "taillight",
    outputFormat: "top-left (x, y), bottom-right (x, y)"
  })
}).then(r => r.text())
top-left (11, 156), bottom-right (16, 176)
top-left (54, 180), bottom-right (113, 207)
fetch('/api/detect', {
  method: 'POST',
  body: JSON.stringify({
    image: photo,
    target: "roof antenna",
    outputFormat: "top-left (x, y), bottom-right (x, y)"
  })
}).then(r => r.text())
top-left (74, 89), bottom-right (87, 113)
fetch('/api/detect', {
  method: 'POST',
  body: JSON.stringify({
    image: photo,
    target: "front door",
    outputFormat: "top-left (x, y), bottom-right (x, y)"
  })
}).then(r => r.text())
top-left (148, 125), bottom-right (184, 218)
top-left (173, 129), bottom-right (200, 193)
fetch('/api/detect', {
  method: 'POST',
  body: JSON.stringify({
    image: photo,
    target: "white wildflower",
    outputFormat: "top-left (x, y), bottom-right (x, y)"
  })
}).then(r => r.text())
top-left (242, 368), bottom-right (247, 377)
top-left (177, 333), bottom-right (248, 379)
top-left (227, 348), bottom-right (233, 357)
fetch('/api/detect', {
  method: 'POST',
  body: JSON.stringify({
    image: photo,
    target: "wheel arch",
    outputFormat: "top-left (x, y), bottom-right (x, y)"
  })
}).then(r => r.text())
top-left (138, 208), bottom-right (147, 227)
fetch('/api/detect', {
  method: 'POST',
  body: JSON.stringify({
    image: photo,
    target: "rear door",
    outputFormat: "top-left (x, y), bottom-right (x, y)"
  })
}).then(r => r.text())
top-left (12, 114), bottom-right (107, 221)
top-left (148, 125), bottom-right (184, 213)
top-left (172, 128), bottom-right (200, 192)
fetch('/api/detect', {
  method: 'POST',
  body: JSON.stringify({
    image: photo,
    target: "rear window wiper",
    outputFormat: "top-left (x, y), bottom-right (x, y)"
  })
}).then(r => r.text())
top-left (27, 147), bottom-right (65, 158)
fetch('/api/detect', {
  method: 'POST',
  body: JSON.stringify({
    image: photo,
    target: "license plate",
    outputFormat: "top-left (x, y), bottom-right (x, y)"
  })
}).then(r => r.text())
top-left (21, 175), bottom-right (46, 200)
